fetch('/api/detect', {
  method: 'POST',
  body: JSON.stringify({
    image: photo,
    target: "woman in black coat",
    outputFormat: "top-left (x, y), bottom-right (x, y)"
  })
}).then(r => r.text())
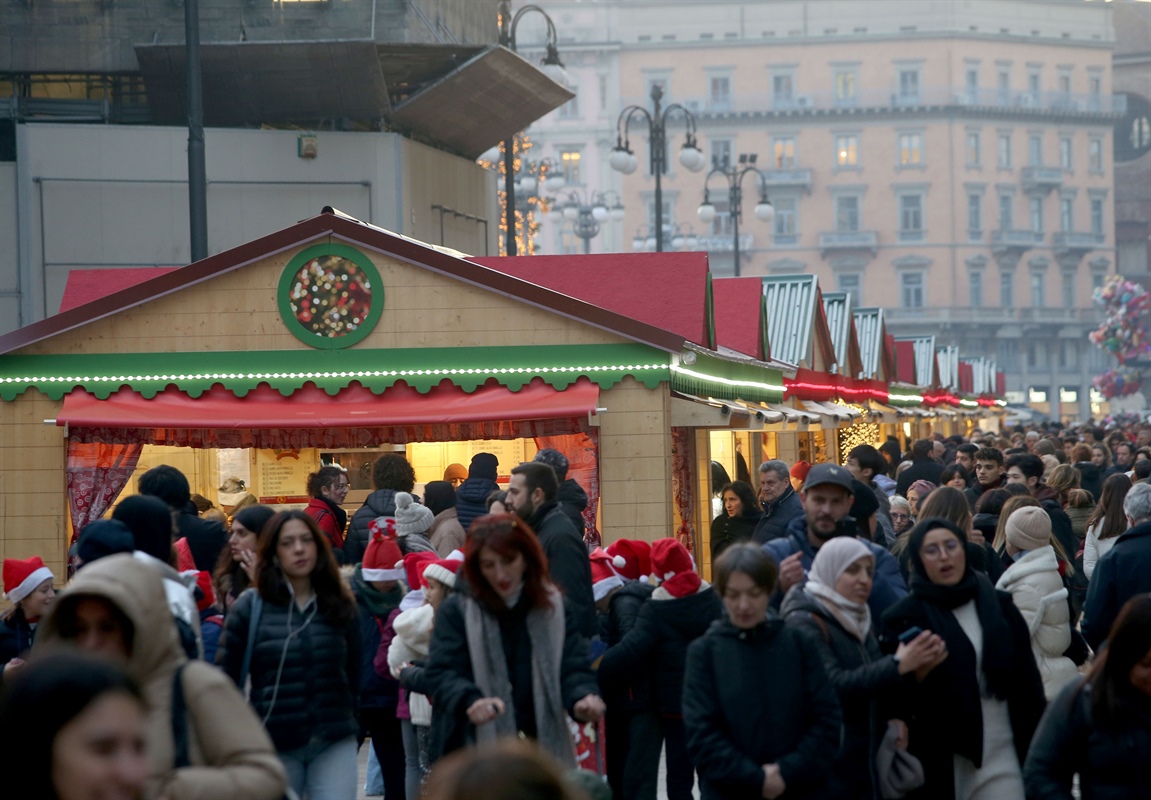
top-left (421, 513), bottom-right (603, 768)
top-left (1023, 594), bottom-right (1151, 799)
top-left (709, 481), bottom-right (763, 560)
top-left (683, 544), bottom-right (841, 800)
top-left (782, 537), bottom-right (946, 800)
top-left (878, 517), bottom-right (1046, 800)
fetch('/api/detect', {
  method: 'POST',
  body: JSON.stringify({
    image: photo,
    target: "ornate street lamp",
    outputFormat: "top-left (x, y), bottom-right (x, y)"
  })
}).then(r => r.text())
top-left (546, 190), bottom-right (625, 253)
top-left (697, 153), bottom-right (773, 277)
top-left (632, 223), bottom-right (698, 252)
top-left (609, 84), bottom-right (705, 252)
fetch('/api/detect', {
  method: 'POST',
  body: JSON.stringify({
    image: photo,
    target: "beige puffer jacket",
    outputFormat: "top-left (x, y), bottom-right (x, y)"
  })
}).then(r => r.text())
top-left (994, 545), bottom-right (1079, 700)
top-left (38, 554), bottom-right (287, 800)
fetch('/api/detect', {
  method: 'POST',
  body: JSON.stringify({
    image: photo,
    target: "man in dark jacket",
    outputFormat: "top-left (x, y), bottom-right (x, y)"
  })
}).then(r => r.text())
top-left (1005, 453), bottom-right (1079, 562)
top-left (534, 448), bottom-right (590, 543)
top-left (454, 452), bottom-right (500, 532)
top-left (507, 462), bottom-right (598, 638)
top-left (346, 453), bottom-right (416, 565)
top-left (965, 447), bottom-right (1007, 510)
top-left (763, 464), bottom-right (907, 620)
top-left (895, 439), bottom-right (944, 497)
top-left (1081, 482), bottom-right (1151, 649)
top-left (138, 464), bottom-right (226, 571)
top-left (845, 445), bottom-right (895, 547)
top-left (751, 460), bottom-right (803, 544)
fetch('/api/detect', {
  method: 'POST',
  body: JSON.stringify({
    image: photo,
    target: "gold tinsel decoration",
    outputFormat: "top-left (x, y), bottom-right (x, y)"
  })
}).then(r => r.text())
top-left (478, 133), bottom-right (550, 256)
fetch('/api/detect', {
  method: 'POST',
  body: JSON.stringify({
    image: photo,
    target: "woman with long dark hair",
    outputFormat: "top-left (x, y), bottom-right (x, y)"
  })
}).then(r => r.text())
top-left (212, 503), bottom-right (276, 614)
top-left (879, 518), bottom-right (1046, 800)
top-left (709, 481), bottom-right (763, 560)
top-left (1, 556), bottom-right (54, 679)
top-left (221, 510), bottom-right (360, 800)
top-left (1024, 594), bottom-right (1151, 797)
top-left (304, 465), bottom-right (350, 563)
top-left (422, 513), bottom-right (603, 767)
top-left (1084, 473), bottom-right (1133, 580)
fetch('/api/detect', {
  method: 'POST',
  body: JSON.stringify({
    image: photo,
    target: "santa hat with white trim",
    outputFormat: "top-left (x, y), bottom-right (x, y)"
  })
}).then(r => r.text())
top-left (423, 559), bottom-right (463, 590)
top-left (589, 547), bottom-right (626, 602)
top-left (361, 532), bottom-right (405, 582)
top-left (3, 557), bottom-right (54, 605)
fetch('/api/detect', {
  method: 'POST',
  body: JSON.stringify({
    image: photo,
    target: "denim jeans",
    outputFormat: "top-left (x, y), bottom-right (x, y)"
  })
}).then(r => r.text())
top-left (364, 745), bottom-right (384, 796)
top-left (400, 718), bottom-right (424, 800)
top-left (279, 735), bottom-right (358, 800)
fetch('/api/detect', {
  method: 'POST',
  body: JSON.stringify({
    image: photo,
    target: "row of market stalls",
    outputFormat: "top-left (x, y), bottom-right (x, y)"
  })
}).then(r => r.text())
top-left (0, 209), bottom-right (1005, 578)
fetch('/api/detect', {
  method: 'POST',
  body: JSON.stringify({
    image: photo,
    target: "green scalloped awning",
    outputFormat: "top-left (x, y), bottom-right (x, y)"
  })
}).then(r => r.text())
top-left (0, 344), bottom-right (670, 401)
top-left (670, 350), bottom-right (786, 405)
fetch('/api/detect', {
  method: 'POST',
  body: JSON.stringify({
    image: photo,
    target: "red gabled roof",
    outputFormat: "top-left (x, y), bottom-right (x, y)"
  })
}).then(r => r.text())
top-left (59, 268), bottom-right (180, 313)
top-left (895, 340), bottom-right (917, 385)
top-left (0, 211), bottom-right (687, 356)
top-left (473, 252), bottom-right (712, 349)
top-left (710, 276), bottom-right (763, 359)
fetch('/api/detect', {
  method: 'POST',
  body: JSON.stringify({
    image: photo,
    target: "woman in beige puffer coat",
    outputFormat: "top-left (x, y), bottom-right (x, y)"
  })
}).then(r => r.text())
top-left (37, 554), bottom-right (287, 800)
top-left (995, 507), bottom-right (1079, 699)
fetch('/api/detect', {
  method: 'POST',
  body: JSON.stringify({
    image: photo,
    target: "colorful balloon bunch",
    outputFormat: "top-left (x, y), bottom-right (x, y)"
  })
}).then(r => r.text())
top-left (1089, 275), bottom-right (1151, 363)
top-left (1093, 366), bottom-right (1143, 400)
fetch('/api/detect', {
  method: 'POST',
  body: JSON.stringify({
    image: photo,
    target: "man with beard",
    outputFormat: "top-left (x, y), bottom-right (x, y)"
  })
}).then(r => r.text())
top-left (761, 463), bottom-right (906, 619)
top-left (506, 461), bottom-right (598, 638)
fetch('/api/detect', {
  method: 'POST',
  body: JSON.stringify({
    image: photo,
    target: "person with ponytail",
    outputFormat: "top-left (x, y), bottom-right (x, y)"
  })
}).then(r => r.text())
top-left (304, 465), bottom-right (350, 564)
top-left (878, 517), bottom-right (1046, 800)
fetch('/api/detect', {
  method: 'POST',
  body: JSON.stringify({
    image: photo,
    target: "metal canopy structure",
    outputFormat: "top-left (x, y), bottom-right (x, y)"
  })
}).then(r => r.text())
top-left (134, 41), bottom-right (572, 159)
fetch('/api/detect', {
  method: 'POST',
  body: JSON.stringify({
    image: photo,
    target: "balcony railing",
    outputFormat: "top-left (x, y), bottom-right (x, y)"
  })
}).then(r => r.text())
top-left (885, 306), bottom-right (1099, 326)
top-left (643, 87), bottom-right (1125, 120)
top-left (1052, 231), bottom-right (1104, 253)
top-left (991, 229), bottom-right (1043, 250)
top-left (1021, 166), bottom-right (1064, 193)
top-left (698, 233), bottom-right (755, 253)
top-left (758, 168), bottom-right (813, 191)
top-left (819, 230), bottom-right (878, 252)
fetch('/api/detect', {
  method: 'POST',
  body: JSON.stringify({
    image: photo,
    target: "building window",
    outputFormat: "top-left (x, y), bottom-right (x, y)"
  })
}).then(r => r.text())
top-left (835, 134), bottom-right (859, 167)
top-left (836, 195), bottom-right (860, 232)
top-left (1088, 76), bottom-right (1102, 109)
top-left (773, 136), bottom-right (797, 169)
top-left (901, 272), bottom-right (925, 308)
top-left (772, 73), bottom-right (794, 107)
top-left (1031, 271), bottom-right (1045, 308)
top-left (968, 194), bottom-right (982, 237)
top-left (709, 76), bottom-right (732, 111)
top-left (773, 196), bottom-right (798, 244)
top-left (1089, 138), bottom-right (1103, 172)
top-left (998, 132), bottom-right (1012, 168)
top-left (1092, 271), bottom-right (1106, 290)
top-left (1091, 198), bottom-right (1104, 237)
top-left (898, 132), bottom-right (923, 166)
top-left (1027, 69), bottom-right (1041, 104)
top-left (599, 74), bottom-right (608, 111)
top-left (710, 139), bottom-right (732, 169)
top-left (1058, 73), bottom-right (1072, 97)
top-left (970, 271), bottom-right (984, 307)
top-left (899, 194), bottom-right (924, 240)
top-left (997, 69), bottom-right (1011, 104)
top-left (1030, 196), bottom-right (1044, 235)
top-left (835, 69), bottom-right (858, 105)
top-left (898, 68), bottom-right (921, 103)
top-left (1062, 272), bottom-right (1075, 308)
top-left (1028, 134), bottom-right (1043, 166)
top-left (1060, 197), bottom-right (1074, 232)
top-left (1001, 271), bottom-right (1015, 307)
top-left (560, 150), bottom-right (582, 184)
top-left (999, 194), bottom-right (1014, 230)
top-left (837, 273), bottom-right (862, 307)
top-left (965, 67), bottom-right (980, 102)
top-left (1059, 137), bottom-right (1073, 171)
top-left (966, 131), bottom-right (981, 166)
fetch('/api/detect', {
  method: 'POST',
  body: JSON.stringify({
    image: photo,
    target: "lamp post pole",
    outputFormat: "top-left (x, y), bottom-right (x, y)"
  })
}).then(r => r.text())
top-left (697, 154), bottom-right (774, 277)
top-left (610, 84), bottom-right (705, 252)
top-left (548, 190), bottom-right (625, 254)
top-left (498, 1), bottom-right (564, 256)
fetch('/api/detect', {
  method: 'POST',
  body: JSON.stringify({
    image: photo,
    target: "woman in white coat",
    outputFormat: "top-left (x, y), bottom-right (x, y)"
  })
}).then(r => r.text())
top-left (994, 506), bottom-right (1079, 700)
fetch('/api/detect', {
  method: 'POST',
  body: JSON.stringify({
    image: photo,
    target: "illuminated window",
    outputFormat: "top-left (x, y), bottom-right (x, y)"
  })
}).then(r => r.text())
top-left (560, 150), bottom-right (582, 184)
top-left (835, 134), bottom-right (859, 167)
top-left (834, 70), bottom-right (858, 105)
top-left (899, 132), bottom-right (923, 166)
top-left (773, 136), bottom-right (797, 168)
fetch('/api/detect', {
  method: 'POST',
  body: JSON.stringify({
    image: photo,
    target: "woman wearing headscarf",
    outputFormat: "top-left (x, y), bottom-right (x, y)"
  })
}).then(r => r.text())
top-left (879, 518), bottom-right (1046, 800)
top-left (424, 481), bottom-right (466, 557)
top-left (782, 537), bottom-right (946, 800)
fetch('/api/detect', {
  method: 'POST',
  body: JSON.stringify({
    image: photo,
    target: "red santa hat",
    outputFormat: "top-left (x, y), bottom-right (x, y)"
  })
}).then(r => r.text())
top-left (650, 538), bottom-right (702, 598)
top-left (423, 559), bottom-right (462, 590)
top-left (588, 547), bottom-right (626, 602)
top-left (362, 532), bottom-right (405, 582)
top-left (605, 539), bottom-right (652, 582)
top-left (401, 552), bottom-right (438, 590)
top-left (3, 557), bottom-right (54, 605)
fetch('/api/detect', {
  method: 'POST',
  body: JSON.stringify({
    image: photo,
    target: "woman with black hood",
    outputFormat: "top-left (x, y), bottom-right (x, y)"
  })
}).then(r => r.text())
top-left (878, 518), bottom-right (1046, 800)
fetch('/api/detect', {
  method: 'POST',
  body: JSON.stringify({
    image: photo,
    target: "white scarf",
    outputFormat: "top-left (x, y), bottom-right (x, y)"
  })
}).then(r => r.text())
top-left (805, 580), bottom-right (872, 642)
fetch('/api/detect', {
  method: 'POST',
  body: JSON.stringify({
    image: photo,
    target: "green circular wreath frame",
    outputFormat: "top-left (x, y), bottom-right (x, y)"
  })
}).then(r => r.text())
top-left (277, 243), bottom-right (385, 350)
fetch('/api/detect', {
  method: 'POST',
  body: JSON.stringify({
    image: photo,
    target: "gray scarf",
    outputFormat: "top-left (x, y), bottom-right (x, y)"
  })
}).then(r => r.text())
top-left (463, 585), bottom-right (574, 768)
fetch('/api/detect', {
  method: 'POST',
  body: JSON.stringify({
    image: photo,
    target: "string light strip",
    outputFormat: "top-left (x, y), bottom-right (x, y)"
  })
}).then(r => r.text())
top-left (670, 364), bottom-right (787, 395)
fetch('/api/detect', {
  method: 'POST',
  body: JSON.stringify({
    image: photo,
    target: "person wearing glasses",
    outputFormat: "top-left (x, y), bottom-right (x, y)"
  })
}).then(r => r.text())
top-left (879, 518), bottom-right (1045, 800)
top-left (305, 466), bottom-right (351, 564)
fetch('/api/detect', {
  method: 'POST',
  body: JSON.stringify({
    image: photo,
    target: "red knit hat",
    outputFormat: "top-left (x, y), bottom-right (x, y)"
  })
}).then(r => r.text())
top-left (401, 552), bottom-right (438, 590)
top-left (588, 547), bottom-right (626, 602)
top-left (605, 539), bottom-right (651, 582)
top-left (362, 532), bottom-right (405, 582)
top-left (192, 570), bottom-right (216, 613)
top-left (423, 559), bottom-right (462, 590)
top-left (790, 461), bottom-right (812, 481)
top-left (3, 556), bottom-right (54, 605)
top-left (650, 539), bottom-right (701, 598)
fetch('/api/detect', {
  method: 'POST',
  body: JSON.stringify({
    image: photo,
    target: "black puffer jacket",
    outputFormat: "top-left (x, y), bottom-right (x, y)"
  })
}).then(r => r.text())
top-left (556, 478), bottom-right (589, 540)
top-left (222, 590), bottom-right (360, 752)
top-left (710, 510), bottom-right (763, 560)
top-left (599, 583), bottom-right (722, 716)
top-left (455, 477), bottom-right (499, 532)
top-left (598, 580), bottom-right (654, 713)
top-left (527, 502), bottom-right (597, 638)
top-left (1023, 678), bottom-right (1151, 800)
top-left (346, 489), bottom-right (399, 566)
top-left (683, 615), bottom-right (841, 799)
top-left (781, 586), bottom-right (909, 800)
top-left (1072, 462), bottom-right (1103, 504)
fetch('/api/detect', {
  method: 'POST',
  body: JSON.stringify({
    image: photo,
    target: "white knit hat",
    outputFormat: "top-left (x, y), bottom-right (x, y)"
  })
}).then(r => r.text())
top-left (394, 492), bottom-right (434, 537)
top-left (1005, 506), bottom-right (1052, 552)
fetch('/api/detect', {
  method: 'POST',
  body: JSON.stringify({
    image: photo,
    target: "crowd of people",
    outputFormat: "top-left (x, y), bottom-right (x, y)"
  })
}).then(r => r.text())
top-left (2, 426), bottom-right (1151, 799)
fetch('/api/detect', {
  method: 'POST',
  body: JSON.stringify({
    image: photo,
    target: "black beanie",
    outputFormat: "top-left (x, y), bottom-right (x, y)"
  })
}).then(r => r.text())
top-left (469, 452), bottom-right (499, 481)
top-left (72, 519), bottom-right (135, 567)
top-left (423, 481), bottom-right (457, 517)
top-left (112, 495), bottom-right (174, 562)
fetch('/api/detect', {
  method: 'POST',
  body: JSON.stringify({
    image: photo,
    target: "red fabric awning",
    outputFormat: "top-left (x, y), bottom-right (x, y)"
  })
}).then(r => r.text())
top-left (58, 379), bottom-right (599, 448)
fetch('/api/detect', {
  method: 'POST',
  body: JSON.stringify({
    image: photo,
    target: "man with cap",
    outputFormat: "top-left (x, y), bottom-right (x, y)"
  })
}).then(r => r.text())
top-left (455, 453), bottom-right (500, 532)
top-left (442, 463), bottom-right (467, 489)
top-left (763, 463), bottom-right (907, 619)
top-left (534, 448), bottom-right (590, 542)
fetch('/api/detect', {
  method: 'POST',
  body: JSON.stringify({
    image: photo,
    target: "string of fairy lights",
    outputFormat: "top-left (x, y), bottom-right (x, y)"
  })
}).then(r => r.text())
top-left (478, 133), bottom-right (549, 256)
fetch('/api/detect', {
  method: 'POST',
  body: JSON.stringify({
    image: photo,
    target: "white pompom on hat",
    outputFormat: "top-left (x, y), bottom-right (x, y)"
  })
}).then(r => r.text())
top-left (394, 492), bottom-right (434, 538)
top-left (362, 533), bottom-right (404, 582)
top-left (589, 547), bottom-right (626, 602)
